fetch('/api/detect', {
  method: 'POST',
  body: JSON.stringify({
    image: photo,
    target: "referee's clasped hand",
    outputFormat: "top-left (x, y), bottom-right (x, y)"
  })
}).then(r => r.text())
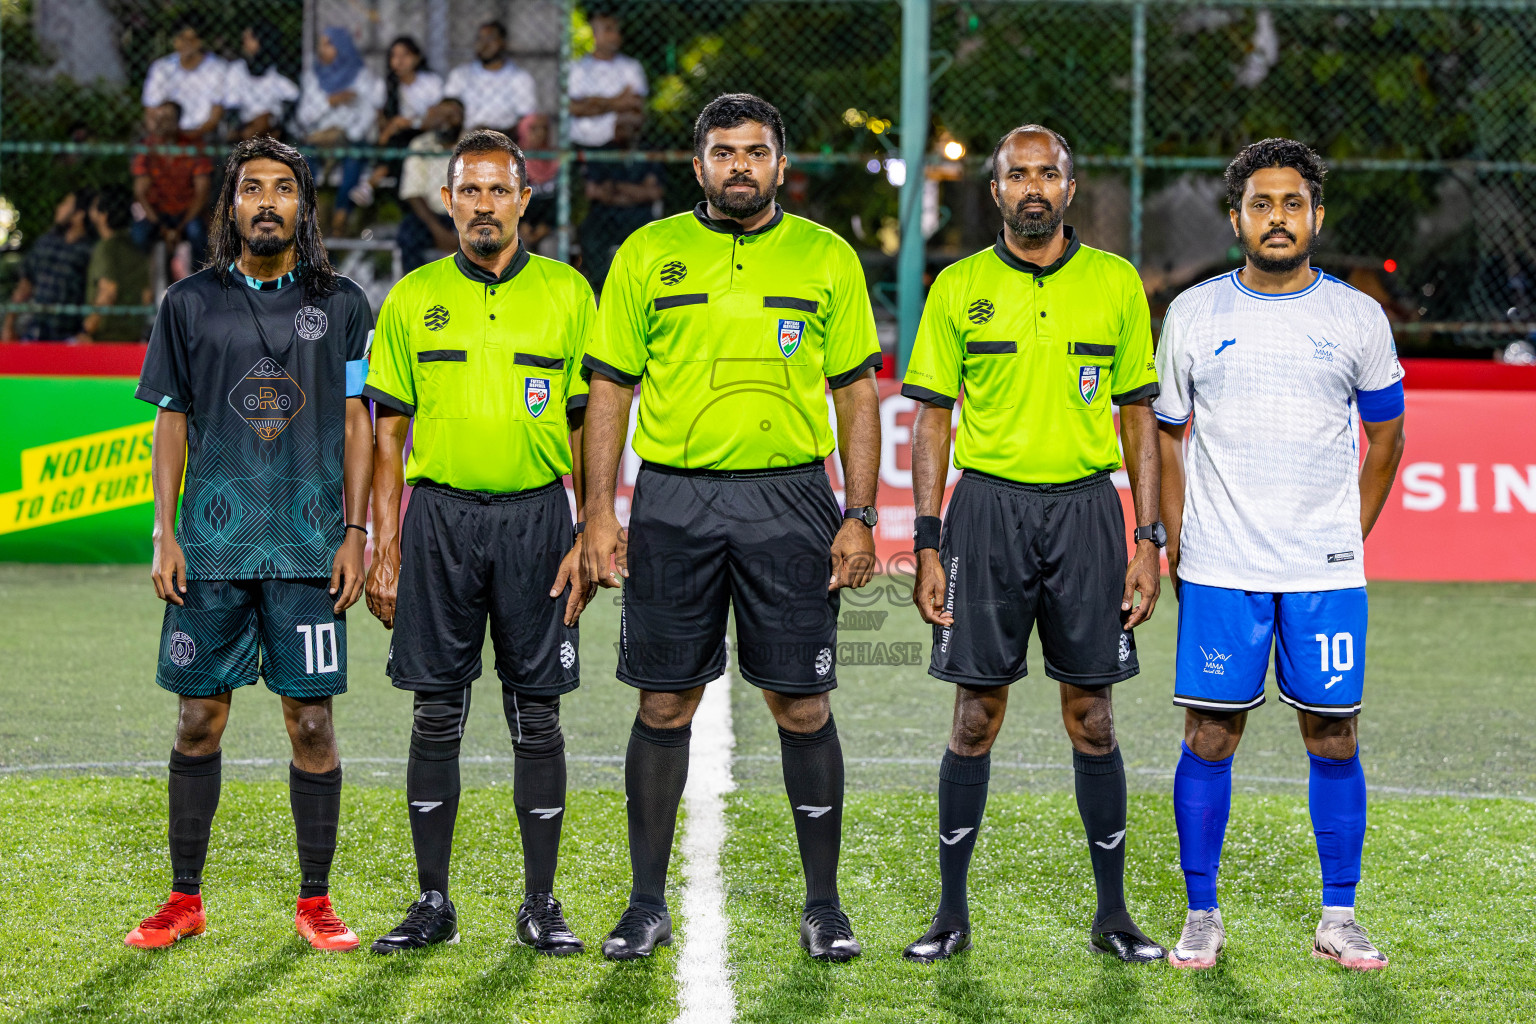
top-left (365, 540), bottom-right (401, 629)
top-left (551, 536), bottom-right (594, 627)
top-left (829, 519), bottom-right (877, 591)
top-left (1121, 540), bottom-right (1161, 628)
top-left (913, 549), bottom-right (954, 627)
top-left (582, 512), bottom-right (628, 591)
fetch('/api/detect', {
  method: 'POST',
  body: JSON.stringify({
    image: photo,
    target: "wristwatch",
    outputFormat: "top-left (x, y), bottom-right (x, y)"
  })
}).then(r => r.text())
top-left (843, 506), bottom-right (879, 528)
top-left (1133, 522), bottom-right (1167, 548)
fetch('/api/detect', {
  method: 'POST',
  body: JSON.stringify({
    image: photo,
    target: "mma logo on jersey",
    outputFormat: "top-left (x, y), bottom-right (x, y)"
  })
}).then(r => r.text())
top-left (659, 260), bottom-right (687, 285)
top-left (424, 305), bottom-right (450, 331)
top-left (560, 640), bottom-right (576, 669)
top-left (1310, 334), bottom-right (1338, 362)
top-left (229, 357), bottom-right (307, 440)
top-left (294, 306), bottom-right (327, 340)
top-left (778, 319), bottom-right (804, 358)
top-left (1200, 646), bottom-right (1232, 675)
top-left (169, 631), bottom-right (196, 667)
top-left (1078, 365), bottom-right (1100, 404)
top-left (967, 298), bottom-right (995, 324)
top-left (525, 377), bottom-right (551, 418)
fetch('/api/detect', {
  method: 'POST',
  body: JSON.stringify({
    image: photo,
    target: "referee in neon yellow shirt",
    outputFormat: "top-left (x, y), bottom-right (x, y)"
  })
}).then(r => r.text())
top-left (901, 125), bottom-right (1167, 965)
top-left (362, 130), bottom-right (592, 956)
top-left (582, 94), bottom-right (882, 963)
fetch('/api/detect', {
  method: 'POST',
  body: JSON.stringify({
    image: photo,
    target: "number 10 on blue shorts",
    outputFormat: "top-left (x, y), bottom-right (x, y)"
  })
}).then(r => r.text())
top-left (1173, 582), bottom-right (1368, 718)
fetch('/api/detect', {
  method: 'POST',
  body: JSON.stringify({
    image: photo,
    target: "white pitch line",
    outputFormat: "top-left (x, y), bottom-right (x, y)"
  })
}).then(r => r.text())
top-left (673, 671), bottom-right (737, 1024)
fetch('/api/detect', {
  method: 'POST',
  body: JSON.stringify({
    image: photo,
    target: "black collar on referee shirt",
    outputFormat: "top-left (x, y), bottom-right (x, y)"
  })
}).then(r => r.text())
top-left (692, 201), bottom-right (784, 237)
top-left (992, 225), bottom-right (1081, 278)
top-left (453, 242), bottom-right (530, 285)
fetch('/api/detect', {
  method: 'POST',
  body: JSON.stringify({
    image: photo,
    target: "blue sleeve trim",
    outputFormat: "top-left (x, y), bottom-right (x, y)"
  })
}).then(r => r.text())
top-left (345, 359), bottom-right (369, 398)
top-left (1355, 380), bottom-right (1404, 422)
top-left (1154, 410), bottom-right (1190, 425)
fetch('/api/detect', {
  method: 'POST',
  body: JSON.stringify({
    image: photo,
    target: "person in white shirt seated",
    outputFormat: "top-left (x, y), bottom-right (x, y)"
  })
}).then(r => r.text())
top-left (225, 19), bottom-right (300, 142)
top-left (395, 98), bottom-right (463, 273)
top-left (296, 26), bottom-right (384, 236)
top-left (141, 18), bottom-right (227, 139)
top-left (568, 11), bottom-right (647, 149)
top-left (353, 35), bottom-right (445, 209)
top-left (442, 21), bottom-right (538, 133)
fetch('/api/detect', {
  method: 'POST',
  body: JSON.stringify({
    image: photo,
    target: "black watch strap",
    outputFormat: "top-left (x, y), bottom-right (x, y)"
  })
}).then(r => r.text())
top-left (1133, 522), bottom-right (1167, 548)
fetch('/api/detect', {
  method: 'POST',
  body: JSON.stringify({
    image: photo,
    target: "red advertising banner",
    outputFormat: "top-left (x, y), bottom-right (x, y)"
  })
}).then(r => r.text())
top-left (606, 380), bottom-right (1536, 583)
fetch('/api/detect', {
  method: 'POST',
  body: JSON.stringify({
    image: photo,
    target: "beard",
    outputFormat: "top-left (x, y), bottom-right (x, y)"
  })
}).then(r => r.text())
top-left (1002, 195), bottom-right (1064, 240)
top-left (1239, 226), bottom-right (1318, 274)
top-left (466, 218), bottom-right (508, 257)
top-left (243, 213), bottom-right (293, 257)
top-left (705, 173), bottom-right (776, 219)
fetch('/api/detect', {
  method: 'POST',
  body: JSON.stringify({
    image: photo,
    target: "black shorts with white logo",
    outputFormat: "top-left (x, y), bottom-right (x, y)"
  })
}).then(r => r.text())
top-left (930, 469), bottom-right (1139, 689)
top-left (387, 480), bottom-right (579, 696)
top-left (618, 461), bottom-right (841, 694)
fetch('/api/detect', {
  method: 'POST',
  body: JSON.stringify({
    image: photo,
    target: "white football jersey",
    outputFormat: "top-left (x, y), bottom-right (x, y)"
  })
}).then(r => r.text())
top-left (1154, 269), bottom-right (1404, 592)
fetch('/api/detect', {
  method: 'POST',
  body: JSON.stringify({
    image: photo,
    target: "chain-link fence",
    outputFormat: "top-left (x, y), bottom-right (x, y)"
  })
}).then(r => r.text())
top-left (3, 0), bottom-right (1534, 357)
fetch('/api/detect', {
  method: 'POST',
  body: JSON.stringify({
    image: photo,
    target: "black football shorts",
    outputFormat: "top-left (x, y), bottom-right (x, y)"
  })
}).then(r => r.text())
top-left (618, 461), bottom-right (842, 694)
top-left (929, 469), bottom-right (1139, 689)
top-left (387, 480), bottom-right (579, 696)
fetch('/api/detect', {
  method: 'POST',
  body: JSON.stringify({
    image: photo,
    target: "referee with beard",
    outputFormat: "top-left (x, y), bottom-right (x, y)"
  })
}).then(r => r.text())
top-left (364, 130), bottom-right (594, 955)
top-left (582, 93), bottom-right (883, 962)
top-left (901, 125), bottom-right (1167, 964)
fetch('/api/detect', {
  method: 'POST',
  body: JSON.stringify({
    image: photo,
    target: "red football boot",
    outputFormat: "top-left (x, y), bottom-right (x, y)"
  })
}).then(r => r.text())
top-left (295, 894), bottom-right (360, 951)
top-left (125, 892), bottom-right (206, 948)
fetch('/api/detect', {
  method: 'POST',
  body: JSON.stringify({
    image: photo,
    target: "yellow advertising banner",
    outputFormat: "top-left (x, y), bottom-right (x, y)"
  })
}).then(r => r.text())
top-left (0, 421), bottom-right (156, 536)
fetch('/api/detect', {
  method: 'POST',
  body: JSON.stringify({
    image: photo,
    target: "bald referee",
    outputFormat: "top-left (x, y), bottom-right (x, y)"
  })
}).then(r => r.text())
top-left (363, 130), bottom-right (594, 955)
top-left (901, 125), bottom-right (1167, 964)
top-left (582, 93), bottom-right (882, 962)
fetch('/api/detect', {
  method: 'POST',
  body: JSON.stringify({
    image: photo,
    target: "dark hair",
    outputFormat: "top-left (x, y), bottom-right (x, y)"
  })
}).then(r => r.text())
top-left (693, 93), bottom-right (785, 158)
top-left (93, 185), bottom-right (135, 231)
top-left (447, 129), bottom-right (527, 192)
top-left (480, 20), bottom-right (507, 41)
top-left (1225, 138), bottom-right (1326, 210)
top-left (62, 189), bottom-right (97, 228)
top-left (157, 99), bottom-right (183, 122)
top-left (384, 35), bottom-right (428, 120)
top-left (209, 137), bottom-right (338, 299)
top-left (989, 124), bottom-right (1074, 181)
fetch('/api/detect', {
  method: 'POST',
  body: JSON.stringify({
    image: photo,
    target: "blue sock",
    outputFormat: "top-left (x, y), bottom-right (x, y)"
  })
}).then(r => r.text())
top-left (1308, 750), bottom-right (1366, 908)
top-left (1173, 743), bottom-right (1232, 911)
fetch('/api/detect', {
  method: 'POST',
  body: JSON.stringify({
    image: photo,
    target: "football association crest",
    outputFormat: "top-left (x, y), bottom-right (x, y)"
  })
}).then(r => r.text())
top-left (1078, 365), bottom-right (1100, 404)
top-left (525, 376), bottom-right (550, 418)
top-left (229, 357), bottom-right (306, 440)
top-left (777, 318), bottom-right (804, 358)
top-left (294, 306), bottom-right (328, 341)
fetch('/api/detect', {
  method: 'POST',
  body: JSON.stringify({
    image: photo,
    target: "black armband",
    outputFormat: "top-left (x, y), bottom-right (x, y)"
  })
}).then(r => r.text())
top-left (914, 515), bottom-right (942, 553)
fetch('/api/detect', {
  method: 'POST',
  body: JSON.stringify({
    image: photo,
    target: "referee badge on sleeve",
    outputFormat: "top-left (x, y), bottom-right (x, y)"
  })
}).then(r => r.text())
top-left (525, 377), bottom-right (550, 418)
top-left (1079, 365), bottom-right (1100, 404)
top-left (777, 319), bottom-right (804, 358)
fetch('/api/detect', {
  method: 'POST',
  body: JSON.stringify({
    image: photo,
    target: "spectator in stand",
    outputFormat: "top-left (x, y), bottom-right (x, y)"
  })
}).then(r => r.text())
top-left (2, 189), bottom-right (96, 342)
top-left (297, 26), bottom-right (384, 236)
top-left (141, 18), bottom-right (226, 138)
top-left (396, 98), bottom-right (463, 273)
top-left (131, 101), bottom-right (213, 271)
top-left (578, 111), bottom-right (663, 295)
top-left (516, 112), bottom-right (559, 250)
top-left (225, 19), bottom-right (300, 141)
top-left (353, 35), bottom-right (444, 209)
top-left (78, 186), bottom-right (152, 343)
top-left (443, 21), bottom-right (537, 133)
top-left (568, 12), bottom-right (647, 149)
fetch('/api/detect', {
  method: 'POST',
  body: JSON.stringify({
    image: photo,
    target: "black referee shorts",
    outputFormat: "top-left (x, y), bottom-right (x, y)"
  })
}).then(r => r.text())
top-left (387, 480), bottom-right (579, 696)
top-left (618, 461), bottom-right (841, 695)
top-left (930, 469), bottom-right (1138, 689)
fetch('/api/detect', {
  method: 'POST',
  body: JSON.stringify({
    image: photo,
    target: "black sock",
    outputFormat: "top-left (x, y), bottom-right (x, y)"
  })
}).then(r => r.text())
top-left (779, 715), bottom-right (844, 908)
top-left (625, 716), bottom-right (690, 909)
top-left (506, 691), bottom-right (567, 896)
top-left (168, 748), bottom-right (221, 896)
top-left (1073, 745), bottom-right (1130, 926)
top-left (935, 748), bottom-right (990, 931)
top-left (407, 734), bottom-right (461, 897)
top-left (289, 763), bottom-right (343, 899)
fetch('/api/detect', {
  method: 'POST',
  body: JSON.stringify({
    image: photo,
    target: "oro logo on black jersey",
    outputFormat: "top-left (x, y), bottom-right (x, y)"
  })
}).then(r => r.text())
top-left (659, 261), bottom-right (687, 286)
top-left (424, 305), bottom-right (450, 331)
top-left (228, 356), bottom-right (307, 441)
top-left (967, 299), bottom-right (995, 324)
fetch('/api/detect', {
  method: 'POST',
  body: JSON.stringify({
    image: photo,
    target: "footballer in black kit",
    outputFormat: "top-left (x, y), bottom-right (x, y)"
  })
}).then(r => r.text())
top-left (124, 138), bottom-right (374, 952)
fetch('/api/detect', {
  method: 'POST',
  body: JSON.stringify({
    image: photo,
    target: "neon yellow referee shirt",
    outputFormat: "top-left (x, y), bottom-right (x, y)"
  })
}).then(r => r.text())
top-left (902, 228), bottom-right (1159, 484)
top-left (584, 204), bottom-right (882, 470)
top-left (364, 247), bottom-right (593, 492)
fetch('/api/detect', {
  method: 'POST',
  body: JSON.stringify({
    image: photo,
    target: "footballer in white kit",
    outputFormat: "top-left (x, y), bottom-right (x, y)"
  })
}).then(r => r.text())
top-left (1154, 139), bottom-right (1406, 972)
